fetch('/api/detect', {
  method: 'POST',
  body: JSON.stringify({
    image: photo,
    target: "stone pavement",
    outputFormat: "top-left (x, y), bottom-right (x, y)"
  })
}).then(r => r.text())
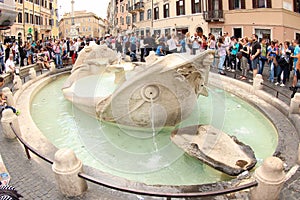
top-left (0, 64), bottom-right (299, 200)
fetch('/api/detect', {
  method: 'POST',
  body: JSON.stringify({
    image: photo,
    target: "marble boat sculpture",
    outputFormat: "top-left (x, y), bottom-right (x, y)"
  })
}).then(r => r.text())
top-left (171, 125), bottom-right (257, 176)
top-left (62, 44), bottom-right (257, 175)
top-left (62, 44), bottom-right (214, 128)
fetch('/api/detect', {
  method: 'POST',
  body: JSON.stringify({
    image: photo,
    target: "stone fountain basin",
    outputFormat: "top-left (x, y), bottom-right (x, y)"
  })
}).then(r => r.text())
top-left (12, 67), bottom-right (300, 193)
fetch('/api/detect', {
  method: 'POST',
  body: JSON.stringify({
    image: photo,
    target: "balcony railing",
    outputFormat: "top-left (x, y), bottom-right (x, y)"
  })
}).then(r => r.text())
top-left (40, 25), bottom-right (52, 31)
top-left (203, 10), bottom-right (224, 22)
top-left (128, 2), bottom-right (144, 13)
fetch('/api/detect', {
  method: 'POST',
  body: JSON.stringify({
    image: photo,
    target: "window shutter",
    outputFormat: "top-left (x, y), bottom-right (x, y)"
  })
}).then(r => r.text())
top-left (219, 0), bottom-right (223, 10)
top-left (208, 0), bottom-right (212, 11)
top-left (191, 0), bottom-right (195, 13)
top-left (229, 0), bottom-right (233, 10)
top-left (241, 0), bottom-right (246, 9)
top-left (252, 0), bottom-right (257, 8)
top-left (267, 0), bottom-right (272, 8)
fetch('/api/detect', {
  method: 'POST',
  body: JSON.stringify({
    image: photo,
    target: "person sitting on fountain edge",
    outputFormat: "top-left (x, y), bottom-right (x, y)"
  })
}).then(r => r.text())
top-left (155, 41), bottom-right (165, 56)
top-left (0, 93), bottom-right (20, 115)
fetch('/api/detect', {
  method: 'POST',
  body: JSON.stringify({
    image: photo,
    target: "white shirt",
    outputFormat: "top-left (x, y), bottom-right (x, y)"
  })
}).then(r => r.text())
top-left (167, 38), bottom-right (177, 51)
top-left (5, 58), bottom-right (15, 72)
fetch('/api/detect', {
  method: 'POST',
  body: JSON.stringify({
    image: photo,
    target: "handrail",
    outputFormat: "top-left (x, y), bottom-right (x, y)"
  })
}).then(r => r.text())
top-left (261, 82), bottom-right (291, 99)
top-left (9, 123), bottom-right (54, 165)
top-left (78, 172), bottom-right (258, 198)
top-left (9, 121), bottom-right (258, 198)
top-left (224, 69), bottom-right (291, 102)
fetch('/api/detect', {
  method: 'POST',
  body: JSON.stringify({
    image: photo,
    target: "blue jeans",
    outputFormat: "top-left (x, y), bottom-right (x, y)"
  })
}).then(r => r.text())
top-left (0, 57), bottom-right (4, 73)
top-left (252, 57), bottom-right (259, 70)
top-left (55, 53), bottom-right (62, 67)
top-left (218, 55), bottom-right (226, 73)
top-left (259, 57), bottom-right (267, 74)
top-left (269, 61), bottom-right (275, 82)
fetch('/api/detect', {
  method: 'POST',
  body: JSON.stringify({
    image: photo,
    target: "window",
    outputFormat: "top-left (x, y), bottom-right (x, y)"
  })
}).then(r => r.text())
top-left (154, 7), bottom-right (159, 20)
top-left (30, 14), bottom-right (33, 24)
top-left (35, 0), bottom-right (39, 5)
top-left (88, 27), bottom-right (91, 31)
top-left (252, 0), bottom-right (271, 8)
top-left (49, 19), bottom-right (53, 26)
top-left (18, 0), bottom-right (23, 3)
top-left (82, 27), bottom-right (85, 32)
top-left (294, 0), bottom-right (300, 13)
top-left (17, 12), bottom-right (22, 23)
top-left (41, 0), bottom-right (44, 7)
top-left (25, 13), bottom-right (29, 23)
top-left (66, 29), bottom-right (68, 33)
top-left (40, 16), bottom-right (43, 25)
top-left (132, 13), bottom-right (137, 23)
top-left (176, 0), bottom-right (185, 16)
top-left (140, 11), bottom-right (144, 21)
top-left (191, 0), bottom-right (201, 13)
top-left (45, 0), bottom-right (47, 8)
top-left (49, 2), bottom-right (52, 10)
top-left (120, 16), bottom-right (124, 25)
top-left (147, 9), bottom-right (151, 20)
top-left (126, 16), bottom-right (131, 24)
top-left (35, 15), bottom-right (39, 24)
top-left (121, 6), bottom-right (124, 13)
top-left (229, 0), bottom-right (245, 9)
top-left (164, 4), bottom-right (170, 18)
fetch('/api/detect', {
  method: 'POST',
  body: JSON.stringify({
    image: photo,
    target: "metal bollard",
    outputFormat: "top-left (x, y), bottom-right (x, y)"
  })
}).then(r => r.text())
top-left (52, 148), bottom-right (87, 197)
top-left (13, 75), bottom-right (23, 91)
top-left (250, 157), bottom-right (286, 200)
top-left (253, 74), bottom-right (263, 90)
top-left (2, 87), bottom-right (15, 107)
top-left (289, 93), bottom-right (300, 115)
top-left (29, 68), bottom-right (37, 80)
top-left (0, 109), bottom-right (20, 139)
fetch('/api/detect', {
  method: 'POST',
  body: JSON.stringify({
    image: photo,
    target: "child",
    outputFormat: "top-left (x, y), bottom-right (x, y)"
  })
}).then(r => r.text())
top-left (0, 93), bottom-right (20, 115)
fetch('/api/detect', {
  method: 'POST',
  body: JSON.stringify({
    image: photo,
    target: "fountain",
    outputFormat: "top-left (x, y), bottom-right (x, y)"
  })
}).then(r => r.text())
top-left (57, 44), bottom-right (259, 177)
top-left (11, 41), bottom-right (299, 197)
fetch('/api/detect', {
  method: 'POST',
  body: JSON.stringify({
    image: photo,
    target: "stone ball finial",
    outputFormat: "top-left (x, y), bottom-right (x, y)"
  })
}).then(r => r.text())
top-left (293, 93), bottom-right (300, 101)
top-left (53, 148), bottom-right (81, 173)
top-left (256, 156), bottom-right (285, 183)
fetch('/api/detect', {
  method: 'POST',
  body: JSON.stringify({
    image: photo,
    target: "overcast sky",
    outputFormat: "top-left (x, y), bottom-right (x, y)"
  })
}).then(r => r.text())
top-left (58, 0), bottom-right (110, 19)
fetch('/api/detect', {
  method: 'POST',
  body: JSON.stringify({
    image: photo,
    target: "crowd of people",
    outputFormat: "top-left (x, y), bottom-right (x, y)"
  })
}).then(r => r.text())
top-left (0, 28), bottom-right (299, 97)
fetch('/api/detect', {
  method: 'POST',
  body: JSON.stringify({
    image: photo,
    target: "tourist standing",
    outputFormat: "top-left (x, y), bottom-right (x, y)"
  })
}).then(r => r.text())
top-left (250, 34), bottom-right (261, 81)
top-left (259, 38), bottom-right (268, 75)
top-left (239, 37), bottom-right (250, 80)
top-left (267, 41), bottom-right (279, 83)
top-left (53, 40), bottom-right (62, 69)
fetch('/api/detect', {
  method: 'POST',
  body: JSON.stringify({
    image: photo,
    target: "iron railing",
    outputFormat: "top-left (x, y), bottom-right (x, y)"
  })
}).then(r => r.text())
top-left (203, 10), bottom-right (224, 21)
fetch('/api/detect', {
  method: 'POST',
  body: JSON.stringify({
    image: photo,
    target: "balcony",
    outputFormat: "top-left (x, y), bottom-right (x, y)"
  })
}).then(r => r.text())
top-left (128, 2), bottom-right (144, 14)
top-left (40, 25), bottom-right (52, 31)
top-left (203, 10), bottom-right (224, 22)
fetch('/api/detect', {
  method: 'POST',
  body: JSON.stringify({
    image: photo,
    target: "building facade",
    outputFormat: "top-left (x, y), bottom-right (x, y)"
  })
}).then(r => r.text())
top-left (2, 0), bottom-right (59, 43)
top-left (110, 0), bottom-right (300, 42)
top-left (59, 10), bottom-right (106, 39)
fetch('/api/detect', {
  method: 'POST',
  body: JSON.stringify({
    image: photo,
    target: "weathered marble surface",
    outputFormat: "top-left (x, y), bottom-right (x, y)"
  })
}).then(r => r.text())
top-left (171, 125), bottom-right (257, 176)
top-left (62, 44), bottom-right (214, 128)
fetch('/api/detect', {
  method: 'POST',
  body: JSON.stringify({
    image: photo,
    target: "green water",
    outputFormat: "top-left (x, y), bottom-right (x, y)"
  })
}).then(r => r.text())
top-left (31, 75), bottom-right (278, 185)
